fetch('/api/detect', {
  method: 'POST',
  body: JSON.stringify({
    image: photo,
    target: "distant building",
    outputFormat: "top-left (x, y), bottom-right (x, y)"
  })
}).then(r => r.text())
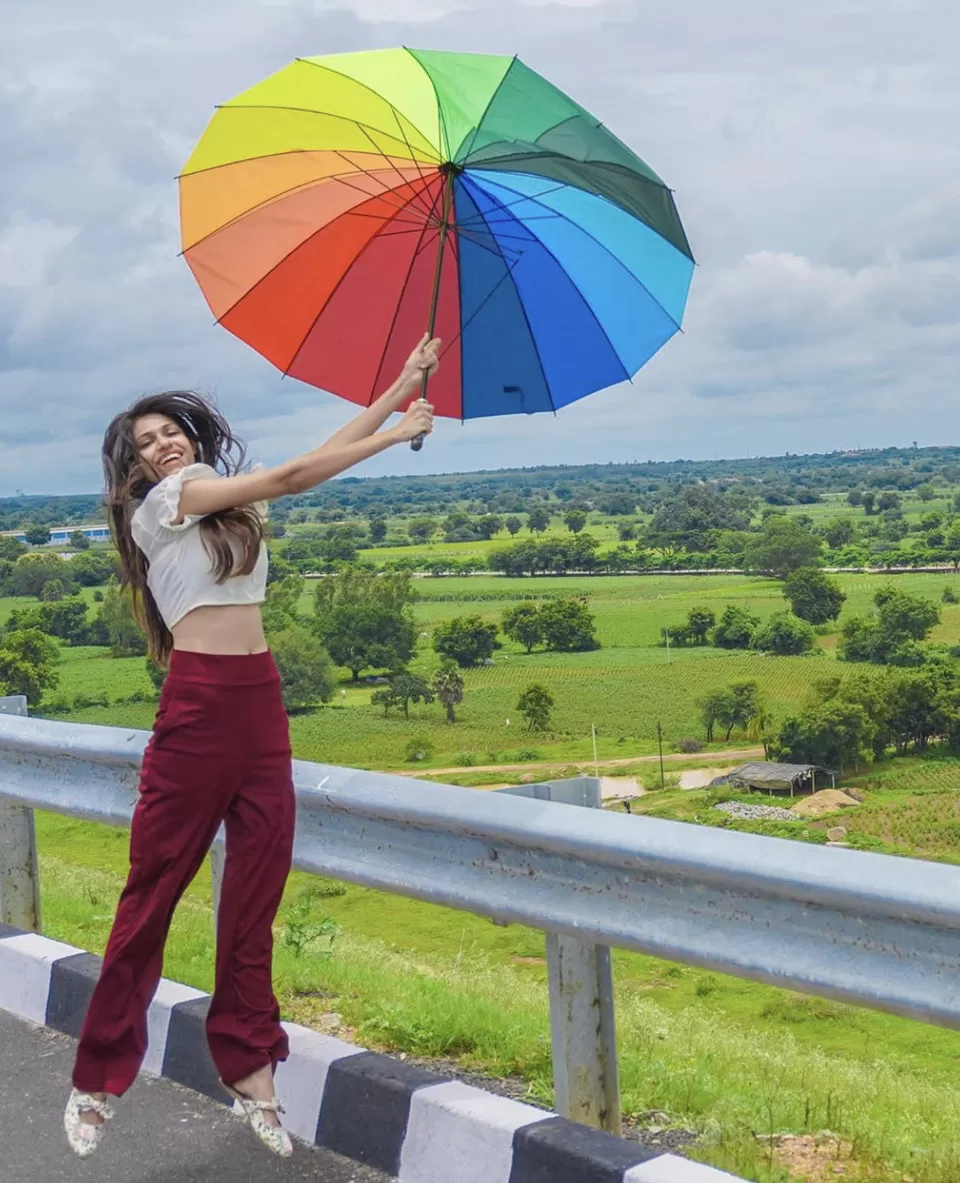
top-left (711, 762), bottom-right (836, 797)
top-left (0, 525), bottom-right (111, 545)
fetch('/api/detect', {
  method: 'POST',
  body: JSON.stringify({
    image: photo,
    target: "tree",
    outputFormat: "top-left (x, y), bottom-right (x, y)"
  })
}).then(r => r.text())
top-left (753, 612), bottom-right (816, 656)
top-left (6, 596), bottom-right (89, 644)
top-left (861, 491), bottom-right (876, 515)
top-left (69, 530), bottom-right (91, 551)
top-left (261, 574), bottom-right (304, 634)
top-left (505, 516), bottom-right (523, 537)
top-left (145, 658), bottom-right (167, 692)
top-left (743, 517), bottom-right (822, 578)
top-left (699, 688), bottom-right (737, 743)
top-left (527, 507), bottom-right (550, 535)
top-left (517, 683), bottom-right (554, 731)
top-left (538, 596), bottom-right (599, 652)
top-left (0, 628), bottom-right (60, 704)
top-left (7, 553), bottom-right (76, 598)
top-left (876, 491), bottom-right (902, 513)
top-left (648, 485), bottom-right (750, 552)
top-left (599, 492), bottom-right (638, 516)
top-left (95, 582), bottom-right (147, 657)
top-left (770, 702), bottom-right (874, 771)
top-left (822, 518), bottom-right (857, 550)
top-left (432, 661), bottom-right (464, 722)
top-left (686, 607), bottom-right (716, 645)
top-left (916, 483), bottom-right (937, 502)
top-left (846, 490), bottom-right (864, 507)
top-left (433, 615), bottom-right (501, 667)
top-left (23, 524), bottom-right (52, 547)
top-left (502, 604), bottom-right (545, 653)
top-left (838, 585), bottom-right (940, 665)
top-left (712, 605), bottom-right (759, 649)
top-left (783, 567), bottom-right (846, 624)
top-left (368, 517), bottom-right (388, 544)
top-left (371, 672), bottom-right (434, 719)
top-left (39, 578), bottom-right (67, 602)
top-left (408, 517), bottom-right (438, 543)
top-left (475, 515), bottom-right (504, 540)
top-left (563, 508), bottom-right (587, 534)
top-left (317, 604), bottom-right (416, 682)
top-left (698, 681), bottom-right (762, 742)
top-left (0, 536), bottom-right (26, 561)
top-left (69, 550), bottom-right (118, 586)
top-left (727, 681), bottom-right (763, 739)
top-left (314, 565), bottom-right (415, 617)
top-left (270, 625), bottom-right (336, 711)
top-left (319, 524), bottom-right (362, 563)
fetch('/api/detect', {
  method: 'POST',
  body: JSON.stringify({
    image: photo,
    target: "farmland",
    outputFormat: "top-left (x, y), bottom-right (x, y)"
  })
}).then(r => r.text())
top-left (17, 569), bottom-right (960, 770)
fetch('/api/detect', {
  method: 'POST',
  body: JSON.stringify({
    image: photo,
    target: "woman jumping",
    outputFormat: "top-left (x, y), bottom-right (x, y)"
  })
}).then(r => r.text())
top-left (63, 335), bottom-right (439, 1159)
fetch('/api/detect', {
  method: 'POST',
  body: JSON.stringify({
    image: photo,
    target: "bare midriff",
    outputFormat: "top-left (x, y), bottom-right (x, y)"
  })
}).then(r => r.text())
top-left (170, 604), bottom-right (268, 655)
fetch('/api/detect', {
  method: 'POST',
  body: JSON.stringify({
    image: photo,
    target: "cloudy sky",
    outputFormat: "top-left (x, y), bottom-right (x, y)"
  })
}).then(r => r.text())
top-left (1, 0), bottom-right (957, 495)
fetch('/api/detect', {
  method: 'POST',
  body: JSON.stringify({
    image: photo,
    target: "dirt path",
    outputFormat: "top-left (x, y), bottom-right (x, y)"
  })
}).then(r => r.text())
top-left (391, 746), bottom-right (764, 778)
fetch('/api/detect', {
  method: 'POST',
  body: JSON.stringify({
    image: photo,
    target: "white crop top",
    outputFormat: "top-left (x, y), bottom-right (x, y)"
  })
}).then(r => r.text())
top-left (130, 463), bottom-right (269, 629)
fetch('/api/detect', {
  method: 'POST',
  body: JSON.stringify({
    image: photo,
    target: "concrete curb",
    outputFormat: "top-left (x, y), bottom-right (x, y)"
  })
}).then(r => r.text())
top-left (0, 925), bottom-right (743, 1183)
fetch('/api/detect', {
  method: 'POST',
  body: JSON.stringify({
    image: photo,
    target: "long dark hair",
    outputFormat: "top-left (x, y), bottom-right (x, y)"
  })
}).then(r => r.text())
top-left (102, 391), bottom-right (264, 665)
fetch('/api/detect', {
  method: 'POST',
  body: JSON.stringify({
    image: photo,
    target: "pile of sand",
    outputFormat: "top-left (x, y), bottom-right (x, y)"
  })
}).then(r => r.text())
top-left (791, 789), bottom-right (860, 817)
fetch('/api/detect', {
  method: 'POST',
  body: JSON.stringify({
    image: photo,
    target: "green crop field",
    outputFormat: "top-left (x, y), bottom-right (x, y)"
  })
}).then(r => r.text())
top-left (26, 570), bottom-right (960, 769)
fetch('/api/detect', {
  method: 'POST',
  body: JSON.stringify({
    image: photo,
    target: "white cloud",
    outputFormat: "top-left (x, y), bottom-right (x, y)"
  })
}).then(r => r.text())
top-left (0, 0), bottom-right (958, 492)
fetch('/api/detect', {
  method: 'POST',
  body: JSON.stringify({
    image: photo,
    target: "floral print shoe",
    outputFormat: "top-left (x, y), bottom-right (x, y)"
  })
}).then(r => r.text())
top-left (64, 1088), bottom-right (115, 1158)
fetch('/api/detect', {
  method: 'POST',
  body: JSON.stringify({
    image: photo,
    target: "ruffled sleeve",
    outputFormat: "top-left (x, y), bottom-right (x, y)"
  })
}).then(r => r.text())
top-left (131, 463), bottom-right (218, 549)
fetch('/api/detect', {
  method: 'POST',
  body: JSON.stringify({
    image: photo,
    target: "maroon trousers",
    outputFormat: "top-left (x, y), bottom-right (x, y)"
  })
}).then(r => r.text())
top-left (73, 650), bottom-right (296, 1096)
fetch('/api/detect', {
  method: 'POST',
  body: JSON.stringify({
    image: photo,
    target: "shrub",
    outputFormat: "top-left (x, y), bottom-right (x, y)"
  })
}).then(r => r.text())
top-left (404, 734), bottom-right (434, 763)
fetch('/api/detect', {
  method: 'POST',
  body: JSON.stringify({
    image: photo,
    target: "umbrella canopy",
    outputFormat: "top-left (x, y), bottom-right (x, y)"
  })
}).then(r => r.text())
top-left (179, 49), bottom-right (694, 421)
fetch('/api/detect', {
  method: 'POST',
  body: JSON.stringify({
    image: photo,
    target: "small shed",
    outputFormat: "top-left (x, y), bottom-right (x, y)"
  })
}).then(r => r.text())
top-left (713, 762), bottom-right (835, 797)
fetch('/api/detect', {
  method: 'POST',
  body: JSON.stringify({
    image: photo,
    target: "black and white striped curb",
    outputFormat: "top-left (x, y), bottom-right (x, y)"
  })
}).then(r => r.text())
top-left (0, 925), bottom-right (743, 1182)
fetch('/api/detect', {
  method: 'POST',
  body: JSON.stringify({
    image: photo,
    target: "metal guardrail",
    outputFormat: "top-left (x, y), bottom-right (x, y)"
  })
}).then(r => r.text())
top-left (5, 709), bottom-right (960, 1134)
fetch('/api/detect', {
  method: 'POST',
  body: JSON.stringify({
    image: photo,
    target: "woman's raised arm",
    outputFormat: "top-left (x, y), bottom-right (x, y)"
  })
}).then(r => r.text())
top-left (175, 337), bottom-right (439, 521)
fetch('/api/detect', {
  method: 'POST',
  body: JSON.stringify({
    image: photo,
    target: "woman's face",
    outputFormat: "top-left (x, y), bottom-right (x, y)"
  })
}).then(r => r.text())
top-left (133, 413), bottom-right (196, 481)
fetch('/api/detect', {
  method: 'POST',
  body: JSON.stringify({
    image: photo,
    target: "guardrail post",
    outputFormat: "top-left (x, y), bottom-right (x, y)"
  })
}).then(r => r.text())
top-left (546, 933), bottom-right (621, 1134)
top-left (210, 843), bottom-right (225, 933)
top-left (0, 696), bottom-right (42, 932)
top-left (496, 777), bottom-right (621, 1133)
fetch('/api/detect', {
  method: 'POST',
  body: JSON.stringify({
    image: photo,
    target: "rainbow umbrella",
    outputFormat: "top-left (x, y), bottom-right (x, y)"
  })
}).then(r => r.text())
top-left (179, 49), bottom-right (694, 428)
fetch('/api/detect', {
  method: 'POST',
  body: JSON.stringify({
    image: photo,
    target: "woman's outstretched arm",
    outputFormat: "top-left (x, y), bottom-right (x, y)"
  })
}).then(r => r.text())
top-left (318, 333), bottom-right (439, 453)
top-left (175, 338), bottom-right (439, 520)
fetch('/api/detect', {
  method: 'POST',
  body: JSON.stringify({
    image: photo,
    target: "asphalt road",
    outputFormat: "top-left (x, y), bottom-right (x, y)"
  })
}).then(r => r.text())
top-left (0, 1008), bottom-right (389, 1183)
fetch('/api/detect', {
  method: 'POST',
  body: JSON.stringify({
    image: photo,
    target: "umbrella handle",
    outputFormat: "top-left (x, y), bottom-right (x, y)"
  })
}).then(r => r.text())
top-left (409, 370), bottom-right (430, 452)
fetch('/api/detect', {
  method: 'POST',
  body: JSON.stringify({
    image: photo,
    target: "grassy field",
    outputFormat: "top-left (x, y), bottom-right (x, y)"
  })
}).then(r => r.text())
top-left (34, 760), bottom-right (960, 1182)
top-left (15, 567), bottom-right (960, 1179)
top-left (22, 570), bottom-right (960, 769)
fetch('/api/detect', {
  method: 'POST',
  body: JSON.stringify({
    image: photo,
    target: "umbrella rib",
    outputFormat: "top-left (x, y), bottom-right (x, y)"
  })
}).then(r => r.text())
top-left (366, 179), bottom-right (447, 406)
top-left (330, 151), bottom-right (435, 221)
top-left (211, 175), bottom-right (436, 333)
top-left (465, 175), bottom-right (631, 392)
top-left (281, 179), bottom-right (443, 382)
top-left (296, 55), bottom-right (444, 161)
top-left (454, 181), bottom-right (570, 226)
top-left (458, 178), bottom-right (556, 417)
top-left (351, 125), bottom-right (438, 222)
top-left (179, 106), bottom-right (439, 179)
top-left (469, 172), bottom-right (685, 332)
top-left (181, 167), bottom-right (431, 257)
top-left (405, 46), bottom-right (452, 163)
top-left (292, 55), bottom-right (440, 220)
top-left (454, 55), bottom-right (519, 164)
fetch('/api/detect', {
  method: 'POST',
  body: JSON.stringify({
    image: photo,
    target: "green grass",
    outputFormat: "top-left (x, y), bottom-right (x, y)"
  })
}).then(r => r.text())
top-left (34, 799), bottom-right (960, 1182)
top-left (32, 571), bottom-right (960, 769)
